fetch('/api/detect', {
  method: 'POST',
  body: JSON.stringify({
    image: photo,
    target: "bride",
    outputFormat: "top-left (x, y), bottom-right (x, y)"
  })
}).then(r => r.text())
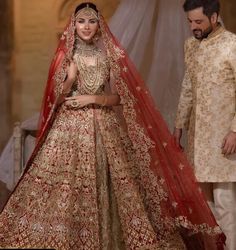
top-left (0, 2), bottom-right (225, 249)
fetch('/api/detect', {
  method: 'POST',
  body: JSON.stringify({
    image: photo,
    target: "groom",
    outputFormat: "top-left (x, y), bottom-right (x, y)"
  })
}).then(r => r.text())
top-left (174, 0), bottom-right (236, 249)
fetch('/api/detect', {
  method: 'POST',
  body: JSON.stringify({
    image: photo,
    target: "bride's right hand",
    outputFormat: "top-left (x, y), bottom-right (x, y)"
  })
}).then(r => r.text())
top-left (67, 61), bottom-right (77, 81)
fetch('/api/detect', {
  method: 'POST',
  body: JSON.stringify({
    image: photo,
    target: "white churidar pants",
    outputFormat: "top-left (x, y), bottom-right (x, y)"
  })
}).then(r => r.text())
top-left (200, 182), bottom-right (236, 250)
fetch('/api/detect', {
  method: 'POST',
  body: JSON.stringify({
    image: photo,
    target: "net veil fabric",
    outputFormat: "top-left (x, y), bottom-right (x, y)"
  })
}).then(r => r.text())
top-left (109, 0), bottom-right (191, 129)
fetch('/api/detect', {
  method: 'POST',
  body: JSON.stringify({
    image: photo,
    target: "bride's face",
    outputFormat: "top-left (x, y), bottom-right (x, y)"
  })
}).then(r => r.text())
top-left (75, 14), bottom-right (99, 42)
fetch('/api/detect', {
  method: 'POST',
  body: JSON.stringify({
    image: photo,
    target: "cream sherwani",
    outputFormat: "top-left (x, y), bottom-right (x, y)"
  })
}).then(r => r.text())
top-left (175, 26), bottom-right (236, 250)
top-left (176, 26), bottom-right (236, 182)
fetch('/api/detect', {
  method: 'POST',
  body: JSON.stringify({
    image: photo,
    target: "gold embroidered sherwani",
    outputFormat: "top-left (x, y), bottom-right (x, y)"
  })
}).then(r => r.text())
top-left (175, 26), bottom-right (236, 183)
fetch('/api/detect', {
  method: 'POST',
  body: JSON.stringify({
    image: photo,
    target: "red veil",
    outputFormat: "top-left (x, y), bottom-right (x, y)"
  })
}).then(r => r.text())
top-left (25, 12), bottom-right (225, 249)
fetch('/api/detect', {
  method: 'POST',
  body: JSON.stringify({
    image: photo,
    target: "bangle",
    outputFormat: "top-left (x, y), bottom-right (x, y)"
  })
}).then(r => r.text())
top-left (62, 87), bottom-right (71, 95)
top-left (101, 96), bottom-right (107, 106)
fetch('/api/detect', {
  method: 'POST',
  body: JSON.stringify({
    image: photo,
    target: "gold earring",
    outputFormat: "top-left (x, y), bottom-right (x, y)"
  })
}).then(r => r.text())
top-left (93, 29), bottom-right (101, 42)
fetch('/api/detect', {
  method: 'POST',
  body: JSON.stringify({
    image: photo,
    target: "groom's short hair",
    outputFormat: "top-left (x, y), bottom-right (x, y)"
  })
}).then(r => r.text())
top-left (183, 0), bottom-right (220, 18)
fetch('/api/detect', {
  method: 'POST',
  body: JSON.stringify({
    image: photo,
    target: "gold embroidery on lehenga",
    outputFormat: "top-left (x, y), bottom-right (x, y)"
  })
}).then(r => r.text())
top-left (0, 32), bottom-right (171, 249)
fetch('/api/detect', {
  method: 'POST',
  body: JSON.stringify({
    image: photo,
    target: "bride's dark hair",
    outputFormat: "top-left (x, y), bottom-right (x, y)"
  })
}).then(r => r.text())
top-left (75, 2), bottom-right (98, 14)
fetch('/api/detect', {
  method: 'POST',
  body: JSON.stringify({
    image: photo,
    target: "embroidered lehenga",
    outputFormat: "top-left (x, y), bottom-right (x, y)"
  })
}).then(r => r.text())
top-left (0, 9), bottom-right (225, 250)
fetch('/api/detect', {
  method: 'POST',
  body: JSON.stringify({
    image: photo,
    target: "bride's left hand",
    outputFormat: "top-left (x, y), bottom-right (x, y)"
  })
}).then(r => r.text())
top-left (65, 95), bottom-right (95, 108)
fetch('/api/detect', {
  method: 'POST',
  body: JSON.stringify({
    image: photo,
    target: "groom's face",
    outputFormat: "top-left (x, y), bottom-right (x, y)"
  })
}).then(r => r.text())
top-left (187, 7), bottom-right (214, 40)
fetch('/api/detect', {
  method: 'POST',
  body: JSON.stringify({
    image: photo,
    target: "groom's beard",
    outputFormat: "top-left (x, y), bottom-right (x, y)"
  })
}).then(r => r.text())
top-left (193, 25), bottom-right (213, 40)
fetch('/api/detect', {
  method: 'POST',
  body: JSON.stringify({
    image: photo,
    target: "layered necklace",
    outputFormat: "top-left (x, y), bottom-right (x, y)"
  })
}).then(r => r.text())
top-left (74, 38), bottom-right (103, 94)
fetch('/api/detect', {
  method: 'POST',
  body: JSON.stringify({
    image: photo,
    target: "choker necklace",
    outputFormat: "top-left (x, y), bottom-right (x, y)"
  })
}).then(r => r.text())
top-left (74, 37), bottom-right (99, 57)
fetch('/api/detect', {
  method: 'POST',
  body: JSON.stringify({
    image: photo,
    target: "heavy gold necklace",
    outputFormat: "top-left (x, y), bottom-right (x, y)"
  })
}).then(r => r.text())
top-left (74, 39), bottom-right (103, 93)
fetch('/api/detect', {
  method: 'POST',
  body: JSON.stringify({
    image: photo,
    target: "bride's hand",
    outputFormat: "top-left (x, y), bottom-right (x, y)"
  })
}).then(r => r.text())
top-left (65, 95), bottom-right (95, 108)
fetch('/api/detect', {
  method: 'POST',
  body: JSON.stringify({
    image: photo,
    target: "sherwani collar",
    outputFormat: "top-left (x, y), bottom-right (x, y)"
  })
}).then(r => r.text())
top-left (201, 24), bottom-right (225, 42)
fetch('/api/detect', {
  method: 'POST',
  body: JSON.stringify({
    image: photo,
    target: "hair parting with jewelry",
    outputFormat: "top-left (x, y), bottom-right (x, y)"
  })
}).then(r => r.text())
top-left (74, 2), bottom-right (99, 19)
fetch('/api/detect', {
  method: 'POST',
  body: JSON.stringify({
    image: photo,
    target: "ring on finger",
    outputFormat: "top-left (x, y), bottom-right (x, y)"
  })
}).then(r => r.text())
top-left (71, 101), bottom-right (79, 108)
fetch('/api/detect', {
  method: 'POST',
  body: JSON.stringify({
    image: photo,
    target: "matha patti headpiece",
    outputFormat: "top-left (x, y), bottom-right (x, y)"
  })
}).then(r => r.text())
top-left (75, 4), bottom-right (99, 20)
